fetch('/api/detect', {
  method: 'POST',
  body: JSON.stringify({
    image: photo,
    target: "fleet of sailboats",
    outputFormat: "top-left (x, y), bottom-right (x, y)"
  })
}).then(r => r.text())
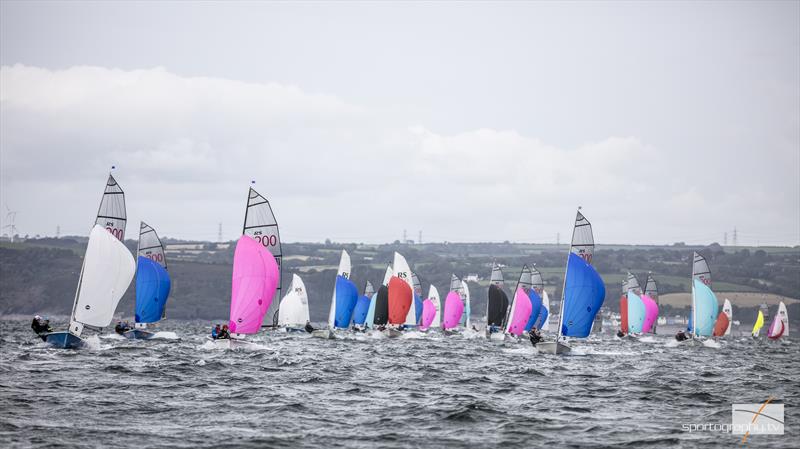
top-left (34, 175), bottom-right (793, 351)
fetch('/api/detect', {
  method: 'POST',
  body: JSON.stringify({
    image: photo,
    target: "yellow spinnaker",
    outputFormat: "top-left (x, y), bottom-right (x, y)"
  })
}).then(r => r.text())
top-left (751, 310), bottom-right (764, 337)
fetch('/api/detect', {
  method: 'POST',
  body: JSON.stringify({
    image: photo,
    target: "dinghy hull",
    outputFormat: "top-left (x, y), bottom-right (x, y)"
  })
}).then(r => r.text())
top-left (311, 329), bottom-right (335, 339)
top-left (44, 332), bottom-right (84, 349)
top-left (386, 328), bottom-right (403, 338)
top-left (123, 329), bottom-right (155, 340)
top-left (536, 341), bottom-right (571, 354)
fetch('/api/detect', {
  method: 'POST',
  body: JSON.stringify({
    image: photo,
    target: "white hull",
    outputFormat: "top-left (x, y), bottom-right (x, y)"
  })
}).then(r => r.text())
top-left (207, 337), bottom-right (253, 349)
top-left (536, 341), bottom-right (572, 354)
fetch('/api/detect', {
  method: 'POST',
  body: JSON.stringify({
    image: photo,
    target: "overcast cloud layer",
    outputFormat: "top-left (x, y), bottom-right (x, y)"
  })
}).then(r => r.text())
top-left (1, 2), bottom-right (798, 245)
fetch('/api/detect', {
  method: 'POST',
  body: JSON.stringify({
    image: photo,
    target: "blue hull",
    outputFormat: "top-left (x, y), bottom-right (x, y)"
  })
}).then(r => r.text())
top-left (44, 332), bottom-right (84, 349)
top-left (123, 329), bottom-right (155, 340)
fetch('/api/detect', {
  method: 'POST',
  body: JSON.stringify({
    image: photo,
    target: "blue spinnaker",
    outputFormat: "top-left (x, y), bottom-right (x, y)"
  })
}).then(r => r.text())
top-left (414, 294), bottom-right (423, 324)
top-left (536, 304), bottom-right (549, 330)
top-left (692, 279), bottom-right (718, 337)
top-left (627, 290), bottom-right (646, 334)
top-left (365, 292), bottom-right (377, 328)
top-left (560, 253), bottom-right (606, 338)
top-left (524, 289), bottom-right (543, 332)
top-left (352, 295), bottom-right (371, 326)
top-left (135, 256), bottom-right (171, 323)
top-left (333, 275), bottom-right (359, 328)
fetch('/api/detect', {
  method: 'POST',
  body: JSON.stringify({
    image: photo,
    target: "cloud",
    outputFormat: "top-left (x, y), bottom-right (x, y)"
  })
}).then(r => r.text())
top-left (1, 64), bottom-right (797, 245)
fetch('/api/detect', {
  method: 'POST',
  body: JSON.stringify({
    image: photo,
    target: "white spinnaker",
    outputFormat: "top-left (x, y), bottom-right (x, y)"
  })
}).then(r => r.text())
top-left (393, 252), bottom-right (416, 325)
top-left (243, 187), bottom-right (282, 324)
top-left (461, 280), bottom-right (471, 328)
top-left (382, 265), bottom-right (394, 286)
top-left (328, 250), bottom-right (351, 328)
top-left (428, 285), bottom-right (441, 328)
top-left (71, 225), bottom-right (136, 332)
top-left (540, 290), bottom-right (551, 331)
top-left (722, 298), bottom-right (733, 336)
top-left (278, 274), bottom-right (310, 327)
top-left (570, 210), bottom-right (595, 262)
top-left (626, 272), bottom-right (641, 294)
top-left (95, 174), bottom-right (127, 242)
top-left (138, 222), bottom-right (167, 269)
top-left (692, 252), bottom-right (711, 286)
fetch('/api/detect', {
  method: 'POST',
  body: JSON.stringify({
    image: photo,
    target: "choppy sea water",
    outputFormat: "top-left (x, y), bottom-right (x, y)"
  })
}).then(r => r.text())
top-left (1, 319), bottom-right (797, 448)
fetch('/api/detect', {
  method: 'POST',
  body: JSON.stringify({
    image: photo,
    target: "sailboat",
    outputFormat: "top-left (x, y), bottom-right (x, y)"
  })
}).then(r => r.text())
top-left (503, 265), bottom-right (534, 340)
top-left (277, 274), bottom-right (310, 332)
top-left (644, 273), bottom-right (659, 333)
top-left (351, 281), bottom-right (374, 331)
top-left (420, 285), bottom-right (441, 331)
top-left (124, 222), bottom-right (172, 339)
top-left (751, 310), bottom-right (765, 338)
top-left (243, 185), bottom-right (283, 329)
top-left (486, 262), bottom-right (509, 339)
top-left (45, 174), bottom-right (136, 348)
top-left (367, 265), bottom-right (392, 331)
top-left (537, 209), bottom-right (606, 354)
top-left (217, 186), bottom-right (281, 348)
top-left (442, 274), bottom-right (466, 335)
top-left (314, 250), bottom-right (358, 339)
top-left (387, 252), bottom-right (415, 337)
top-left (683, 252), bottom-right (719, 345)
top-left (712, 298), bottom-right (732, 338)
top-left (767, 302), bottom-right (789, 341)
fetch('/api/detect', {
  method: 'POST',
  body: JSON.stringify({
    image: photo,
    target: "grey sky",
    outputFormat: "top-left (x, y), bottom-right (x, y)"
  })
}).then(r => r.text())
top-left (1, 1), bottom-right (798, 245)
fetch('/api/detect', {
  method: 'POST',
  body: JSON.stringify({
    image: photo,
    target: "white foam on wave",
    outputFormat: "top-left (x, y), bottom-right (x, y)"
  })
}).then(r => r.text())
top-left (99, 333), bottom-right (125, 340)
top-left (664, 339), bottom-right (680, 348)
top-left (152, 331), bottom-right (180, 340)
top-left (401, 331), bottom-right (426, 339)
top-left (702, 339), bottom-right (721, 349)
top-left (638, 336), bottom-right (659, 344)
top-left (83, 335), bottom-right (107, 351)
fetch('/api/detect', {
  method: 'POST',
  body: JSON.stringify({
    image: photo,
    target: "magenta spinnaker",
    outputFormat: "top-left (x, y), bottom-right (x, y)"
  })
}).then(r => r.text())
top-left (507, 287), bottom-right (532, 336)
top-left (641, 294), bottom-right (659, 333)
top-left (442, 291), bottom-right (464, 330)
top-left (420, 299), bottom-right (436, 330)
top-left (229, 235), bottom-right (279, 334)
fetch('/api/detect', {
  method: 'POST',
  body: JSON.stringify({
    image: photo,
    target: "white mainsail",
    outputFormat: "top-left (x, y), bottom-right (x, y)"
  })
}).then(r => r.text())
top-left (382, 265), bottom-right (394, 286)
top-left (505, 265), bottom-right (533, 330)
top-left (541, 290), bottom-right (551, 332)
top-left (692, 252), bottom-right (711, 286)
top-left (328, 250), bottom-right (351, 328)
top-left (461, 279), bottom-right (471, 328)
top-left (278, 274), bottom-right (310, 327)
top-left (392, 252), bottom-right (416, 325)
top-left (95, 174), bottom-right (127, 241)
top-left (626, 272), bottom-right (641, 294)
top-left (137, 222), bottom-right (167, 269)
top-left (530, 265), bottom-right (544, 294)
top-left (722, 298), bottom-right (733, 336)
top-left (243, 187), bottom-right (282, 326)
top-left (428, 285), bottom-right (441, 328)
top-left (69, 225), bottom-right (136, 335)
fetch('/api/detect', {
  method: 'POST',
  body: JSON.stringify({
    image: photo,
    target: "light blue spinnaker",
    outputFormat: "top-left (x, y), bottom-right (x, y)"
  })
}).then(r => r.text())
top-left (626, 290), bottom-right (646, 334)
top-left (333, 275), bottom-right (359, 329)
top-left (365, 292), bottom-right (378, 328)
top-left (524, 289), bottom-right (543, 332)
top-left (692, 279), bottom-right (718, 337)
top-left (560, 253), bottom-right (606, 338)
top-left (135, 256), bottom-right (172, 323)
top-left (352, 295), bottom-right (371, 326)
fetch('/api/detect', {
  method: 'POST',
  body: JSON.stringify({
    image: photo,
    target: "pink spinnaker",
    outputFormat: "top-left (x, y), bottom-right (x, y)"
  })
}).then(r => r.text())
top-left (507, 288), bottom-right (532, 336)
top-left (229, 235), bottom-right (280, 334)
top-left (442, 291), bottom-right (464, 330)
top-left (641, 294), bottom-right (659, 333)
top-left (420, 299), bottom-right (436, 330)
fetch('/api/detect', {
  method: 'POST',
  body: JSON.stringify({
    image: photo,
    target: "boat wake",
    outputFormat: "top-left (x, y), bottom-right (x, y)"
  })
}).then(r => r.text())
top-left (152, 331), bottom-right (180, 340)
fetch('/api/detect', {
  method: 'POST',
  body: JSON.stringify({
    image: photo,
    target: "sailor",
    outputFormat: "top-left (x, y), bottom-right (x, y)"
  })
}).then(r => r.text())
top-left (675, 330), bottom-right (688, 341)
top-left (528, 327), bottom-right (542, 346)
top-left (616, 329), bottom-right (626, 338)
top-left (218, 324), bottom-right (230, 339)
top-left (211, 324), bottom-right (221, 339)
top-left (114, 321), bottom-right (126, 335)
top-left (304, 321), bottom-right (314, 333)
top-left (31, 315), bottom-right (51, 340)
